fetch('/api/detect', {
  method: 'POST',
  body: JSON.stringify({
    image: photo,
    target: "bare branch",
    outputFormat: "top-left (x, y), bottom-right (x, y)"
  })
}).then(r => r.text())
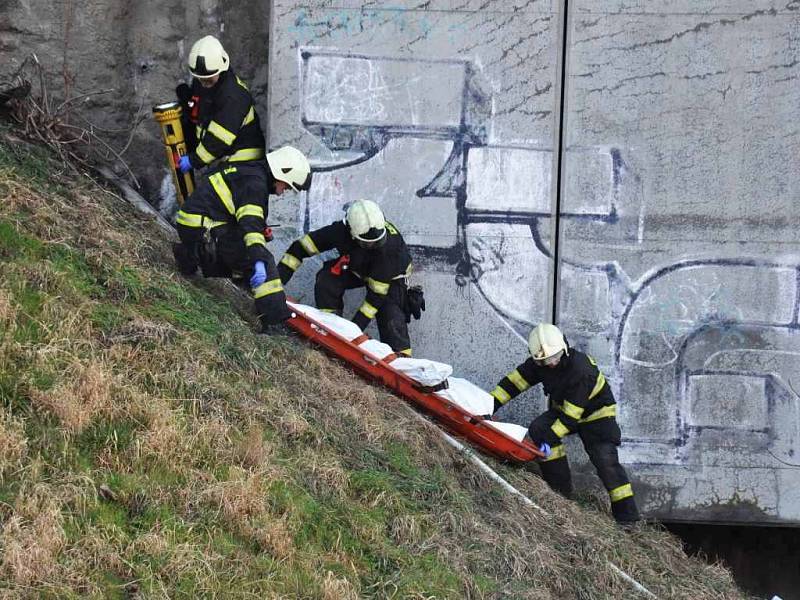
top-left (1, 52), bottom-right (143, 188)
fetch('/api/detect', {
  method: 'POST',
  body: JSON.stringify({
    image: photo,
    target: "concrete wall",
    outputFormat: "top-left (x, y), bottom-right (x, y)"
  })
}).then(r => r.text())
top-left (268, 1), bottom-right (800, 524)
top-left (0, 0), bottom-right (270, 201)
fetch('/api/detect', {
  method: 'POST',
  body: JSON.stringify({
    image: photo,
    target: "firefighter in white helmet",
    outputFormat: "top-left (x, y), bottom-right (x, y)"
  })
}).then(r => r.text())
top-left (173, 144), bottom-right (312, 333)
top-left (486, 323), bottom-right (640, 525)
top-left (175, 35), bottom-right (265, 170)
top-left (277, 200), bottom-right (424, 354)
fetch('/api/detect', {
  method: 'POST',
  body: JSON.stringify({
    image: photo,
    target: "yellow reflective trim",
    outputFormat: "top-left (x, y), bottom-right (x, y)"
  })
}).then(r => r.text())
top-left (589, 372), bottom-right (606, 400)
top-left (196, 125), bottom-right (204, 138)
top-left (253, 278), bottom-right (283, 298)
top-left (507, 369), bottom-right (530, 392)
top-left (242, 106), bottom-right (255, 126)
top-left (236, 75), bottom-right (249, 90)
top-left (244, 232), bottom-right (267, 248)
top-left (228, 147), bottom-right (264, 162)
top-left (562, 400), bottom-right (585, 420)
top-left (551, 419), bottom-right (569, 439)
top-left (540, 444), bottom-right (566, 462)
top-left (490, 386), bottom-right (511, 405)
top-left (359, 301), bottom-right (378, 319)
top-left (196, 142), bottom-right (215, 164)
top-left (580, 404), bottom-right (616, 424)
top-left (299, 234), bottom-right (320, 256)
top-left (207, 120), bottom-right (236, 146)
top-left (236, 204), bottom-right (264, 221)
top-left (368, 278), bottom-right (390, 295)
top-left (176, 210), bottom-right (203, 228)
top-left (205, 219), bottom-right (227, 230)
top-left (399, 348), bottom-right (412, 356)
top-left (280, 253), bottom-right (301, 271)
top-left (208, 173), bottom-right (235, 215)
top-left (609, 483), bottom-right (634, 503)
top-left (320, 308), bottom-right (337, 313)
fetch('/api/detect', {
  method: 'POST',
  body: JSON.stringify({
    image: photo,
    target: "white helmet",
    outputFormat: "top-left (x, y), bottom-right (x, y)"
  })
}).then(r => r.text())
top-left (346, 200), bottom-right (386, 248)
top-left (188, 35), bottom-right (229, 79)
top-left (266, 146), bottom-right (312, 192)
top-left (528, 323), bottom-right (568, 366)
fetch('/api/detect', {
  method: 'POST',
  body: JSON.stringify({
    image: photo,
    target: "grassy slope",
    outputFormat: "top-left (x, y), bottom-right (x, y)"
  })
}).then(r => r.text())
top-left (0, 127), bottom-right (748, 599)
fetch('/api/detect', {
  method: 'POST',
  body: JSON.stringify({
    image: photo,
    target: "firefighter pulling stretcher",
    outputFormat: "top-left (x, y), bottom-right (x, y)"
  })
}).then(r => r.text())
top-left (278, 199), bottom-right (425, 355)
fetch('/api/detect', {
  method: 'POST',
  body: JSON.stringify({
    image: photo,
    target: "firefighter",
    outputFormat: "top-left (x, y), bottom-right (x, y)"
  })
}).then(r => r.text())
top-left (277, 200), bottom-right (421, 355)
top-left (172, 146), bottom-right (312, 333)
top-left (174, 35), bottom-right (265, 171)
top-left (487, 323), bottom-right (640, 525)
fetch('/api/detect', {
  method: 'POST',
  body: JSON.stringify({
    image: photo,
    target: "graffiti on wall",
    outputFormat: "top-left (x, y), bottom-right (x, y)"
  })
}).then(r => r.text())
top-left (271, 3), bottom-right (800, 524)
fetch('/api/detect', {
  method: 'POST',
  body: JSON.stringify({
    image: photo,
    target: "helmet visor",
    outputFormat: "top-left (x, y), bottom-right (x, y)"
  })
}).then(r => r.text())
top-left (532, 349), bottom-right (564, 367)
top-left (290, 170), bottom-right (313, 192)
top-left (189, 56), bottom-right (220, 78)
top-left (354, 227), bottom-right (386, 250)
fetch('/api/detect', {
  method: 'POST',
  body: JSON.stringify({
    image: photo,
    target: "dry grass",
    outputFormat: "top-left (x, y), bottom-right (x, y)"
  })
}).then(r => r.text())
top-left (201, 467), bottom-right (269, 524)
top-left (29, 360), bottom-right (113, 433)
top-left (0, 484), bottom-right (66, 586)
top-left (321, 570), bottom-right (360, 600)
top-left (235, 422), bottom-right (274, 468)
top-left (0, 408), bottom-right (27, 479)
top-left (0, 131), bottom-right (751, 598)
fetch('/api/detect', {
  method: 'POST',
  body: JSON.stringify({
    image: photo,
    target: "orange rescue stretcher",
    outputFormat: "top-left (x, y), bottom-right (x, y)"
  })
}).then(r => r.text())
top-left (287, 307), bottom-right (544, 463)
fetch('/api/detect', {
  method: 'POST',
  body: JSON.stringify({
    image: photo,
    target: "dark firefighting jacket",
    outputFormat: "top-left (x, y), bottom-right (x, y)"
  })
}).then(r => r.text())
top-left (490, 349), bottom-right (617, 447)
top-left (186, 69), bottom-right (265, 167)
top-left (176, 163), bottom-right (274, 267)
top-left (277, 220), bottom-right (412, 329)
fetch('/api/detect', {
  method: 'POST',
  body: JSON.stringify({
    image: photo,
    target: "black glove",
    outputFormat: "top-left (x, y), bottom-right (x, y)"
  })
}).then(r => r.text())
top-left (176, 83), bottom-right (192, 105)
top-left (406, 285), bottom-right (425, 323)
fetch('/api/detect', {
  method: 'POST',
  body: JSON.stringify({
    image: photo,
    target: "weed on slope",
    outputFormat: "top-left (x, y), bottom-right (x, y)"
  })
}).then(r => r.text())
top-left (0, 127), bottom-right (748, 599)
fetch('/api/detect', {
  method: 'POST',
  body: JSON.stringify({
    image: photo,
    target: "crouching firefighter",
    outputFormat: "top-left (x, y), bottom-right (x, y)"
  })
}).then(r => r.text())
top-left (277, 199), bottom-right (424, 355)
top-left (172, 146), bottom-right (312, 333)
top-left (486, 323), bottom-right (640, 525)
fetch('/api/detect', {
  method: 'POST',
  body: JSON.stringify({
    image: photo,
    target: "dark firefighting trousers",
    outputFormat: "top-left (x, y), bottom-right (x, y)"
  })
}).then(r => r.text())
top-left (532, 412), bottom-right (640, 522)
top-left (173, 176), bottom-right (289, 327)
top-left (315, 261), bottom-right (411, 354)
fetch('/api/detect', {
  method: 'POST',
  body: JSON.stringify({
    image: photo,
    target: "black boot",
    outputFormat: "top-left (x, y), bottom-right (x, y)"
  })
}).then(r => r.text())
top-left (258, 319), bottom-right (293, 337)
top-left (612, 496), bottom-right (641, 528)
top-left (172, 242), bottom-right (199, 276)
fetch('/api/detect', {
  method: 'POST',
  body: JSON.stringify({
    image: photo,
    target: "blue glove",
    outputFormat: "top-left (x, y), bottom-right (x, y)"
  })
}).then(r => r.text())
top-left (177, 154), bottom-right (193, 173)
top-left (538, 442), bottom-right (552, 458)
top-left (250, 261), bottom-right (267, 288)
